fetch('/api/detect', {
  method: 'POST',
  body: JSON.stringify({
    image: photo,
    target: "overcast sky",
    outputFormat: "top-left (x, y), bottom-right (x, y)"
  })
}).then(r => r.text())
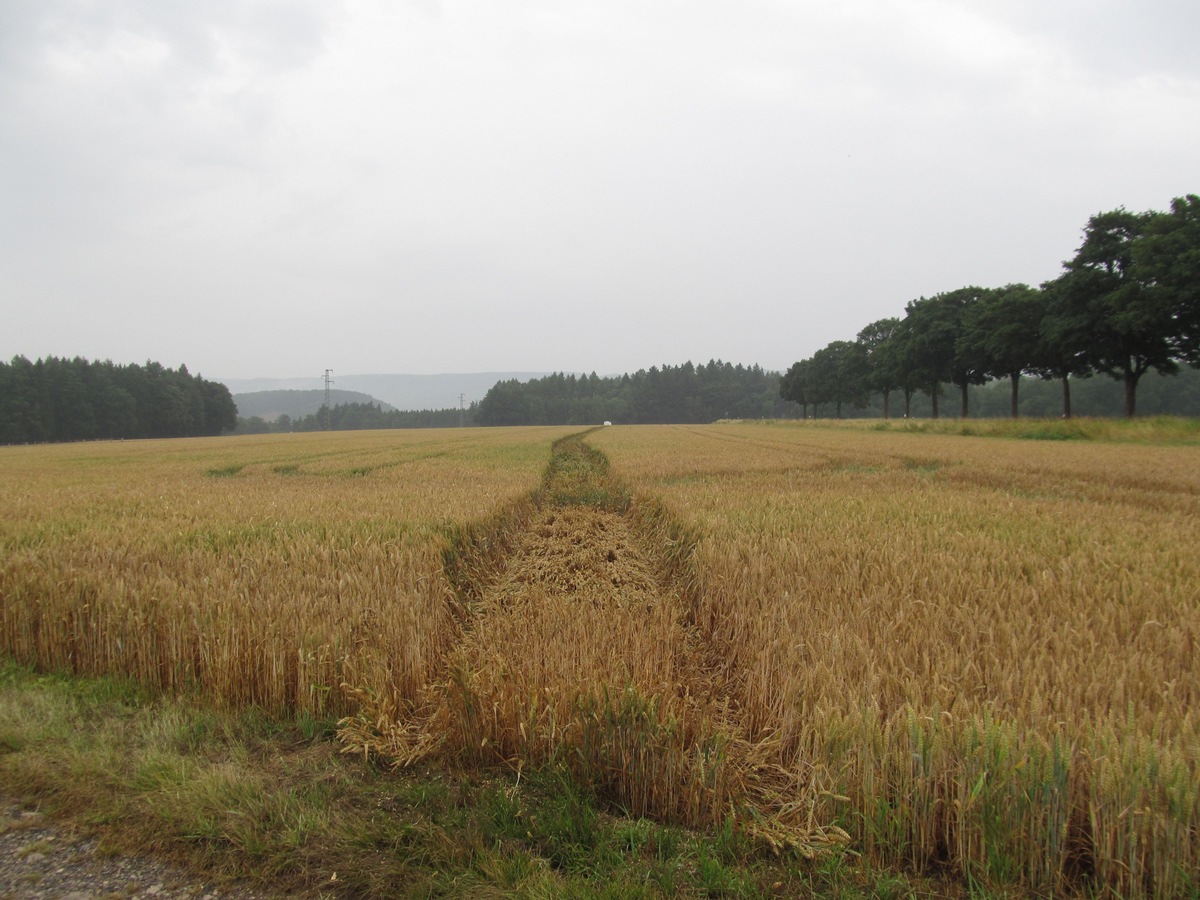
top-left (2, 1), bottom-right (1197, 381)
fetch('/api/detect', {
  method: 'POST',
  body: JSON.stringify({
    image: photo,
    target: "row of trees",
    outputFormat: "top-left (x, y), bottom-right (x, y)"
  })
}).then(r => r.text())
top-left (783, 195), bottom-right (1200, 418)
top-left (235, 402), bottom-right (471, 433)
top-left (0, 356), bottom-right (238, 444)
top-left (237, 363), bottom-right (1200, 435)
top-left (476, 361), bottom-right (796, 425)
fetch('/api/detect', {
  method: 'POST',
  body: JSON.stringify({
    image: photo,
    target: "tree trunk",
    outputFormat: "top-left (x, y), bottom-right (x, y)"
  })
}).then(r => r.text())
top-left (1125, 371), bottom-right (1138, 417)
top-left (1061, 375), bottom-right (1071, 419)
top-left (904, 389), bottom-right (912, 418)
top-left (1009, 372), bottom-right (1020, 418)
top-left (931, 382), bottom-right (940, 419)
top-left (960, 381), bottom-right (969, 418)
top-left (882, 391), bottom-right (891, 419)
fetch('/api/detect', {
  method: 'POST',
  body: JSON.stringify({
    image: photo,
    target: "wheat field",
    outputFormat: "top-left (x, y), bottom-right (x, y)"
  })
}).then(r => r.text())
top-left (3, 421), bottom-right (1198, 894)
top-left (0, 427), bottom-right (573, 716)
top-left (590, 421), bottom-right (1200, 894)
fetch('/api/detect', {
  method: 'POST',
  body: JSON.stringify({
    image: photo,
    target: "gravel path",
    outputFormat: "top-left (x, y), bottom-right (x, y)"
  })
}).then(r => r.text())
top-left (0, 802), bottom-right (284, 900)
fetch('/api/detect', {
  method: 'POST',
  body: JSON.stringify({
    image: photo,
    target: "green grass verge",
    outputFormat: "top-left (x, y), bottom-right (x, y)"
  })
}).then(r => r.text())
top-left (0, 658), bottom-right (954, 898)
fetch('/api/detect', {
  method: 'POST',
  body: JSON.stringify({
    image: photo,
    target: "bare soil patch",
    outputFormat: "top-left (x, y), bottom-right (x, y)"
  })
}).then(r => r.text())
top-left (0, 801), bottom-right (280, 900)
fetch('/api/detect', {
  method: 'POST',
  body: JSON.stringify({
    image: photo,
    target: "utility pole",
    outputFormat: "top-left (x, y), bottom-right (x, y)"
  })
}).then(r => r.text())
top-left (459, 393), bottom-right (466, 427)
top-left (323, 369), bottom-right (334, 431)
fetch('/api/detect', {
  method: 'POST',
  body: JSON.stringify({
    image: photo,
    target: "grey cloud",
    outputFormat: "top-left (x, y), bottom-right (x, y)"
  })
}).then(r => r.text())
top-left (978, 0), bottom-right (1200, 81)
top-left (2, 1), bottom-right (1197, 379)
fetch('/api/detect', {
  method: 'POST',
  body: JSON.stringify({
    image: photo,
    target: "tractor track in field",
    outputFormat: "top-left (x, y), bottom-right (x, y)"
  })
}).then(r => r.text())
top-left (341, 432), bottom-right (846, 851)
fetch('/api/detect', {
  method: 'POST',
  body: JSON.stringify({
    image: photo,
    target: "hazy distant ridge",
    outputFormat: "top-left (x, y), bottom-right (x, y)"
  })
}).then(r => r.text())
top-left (220, 373), bottom-right (553, 412)
top-left (233, 389), bottom-right (395, 421)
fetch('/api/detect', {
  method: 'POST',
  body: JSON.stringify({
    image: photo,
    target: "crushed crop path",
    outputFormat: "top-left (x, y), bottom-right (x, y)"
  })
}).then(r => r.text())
top-left (340, 432), bottom-right (847, 854)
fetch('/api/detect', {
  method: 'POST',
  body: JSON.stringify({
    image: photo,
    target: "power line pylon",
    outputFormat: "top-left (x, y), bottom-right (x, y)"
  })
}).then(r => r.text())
top-left (323, 369), bottom-right (334, 430)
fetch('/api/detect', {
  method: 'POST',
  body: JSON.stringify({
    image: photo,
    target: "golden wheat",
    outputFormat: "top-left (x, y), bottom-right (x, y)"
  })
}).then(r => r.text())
top-left (5, 421), bottom-right (1198, 893)
top-left (0, 427), bottom-right (573, 716)
top-left (590, 421), bottom-right (1200, 894)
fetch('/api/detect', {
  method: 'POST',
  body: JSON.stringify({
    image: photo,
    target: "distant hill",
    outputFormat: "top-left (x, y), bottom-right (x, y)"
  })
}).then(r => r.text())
top-left (233, 389), bottom-right (395, 422)
top-left (220, 373), bottom-right (554, 412)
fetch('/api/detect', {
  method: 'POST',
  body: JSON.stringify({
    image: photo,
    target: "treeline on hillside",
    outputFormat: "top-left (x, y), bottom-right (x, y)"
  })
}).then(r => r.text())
top-left (476, 362), bottom-right (798, 426)
top-left (232, 389), bottom-right (395, 421)
top-left (0, 356), bottom-right (238, 444)
top-left (784, 194), bottom-right (1200, 418)
top-left (235, 402), bottom-right (471, 434)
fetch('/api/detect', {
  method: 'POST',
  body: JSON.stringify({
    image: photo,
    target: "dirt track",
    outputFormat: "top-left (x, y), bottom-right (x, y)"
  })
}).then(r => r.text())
top-left (0, 801), bottom-right (280, 899)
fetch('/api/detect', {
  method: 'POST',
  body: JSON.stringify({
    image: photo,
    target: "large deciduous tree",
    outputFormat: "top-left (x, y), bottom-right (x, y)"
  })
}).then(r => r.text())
top-left (1134, 194), bottom-right (1200, 366)
top-left (876, 316), bottom-right (924, 418)
top-left (806, 341), bottom-right (868, 418)
top-left (1057, 207), bottom-right (1181, 416)
top-left (900, 288), bottom-right (986, 418)
top-left (957, 284), bottom-right (1043, 417)
top-left (780, 358), bottom-right (812, 419)
top-left (895, 299), bottom-right (946, 418)
top-left (944, 288), bottom-right (991, 418)
top-left (1036, 276), bottom-right (1095, 418)
top-left (856, 317), bottom-right (901, 418)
